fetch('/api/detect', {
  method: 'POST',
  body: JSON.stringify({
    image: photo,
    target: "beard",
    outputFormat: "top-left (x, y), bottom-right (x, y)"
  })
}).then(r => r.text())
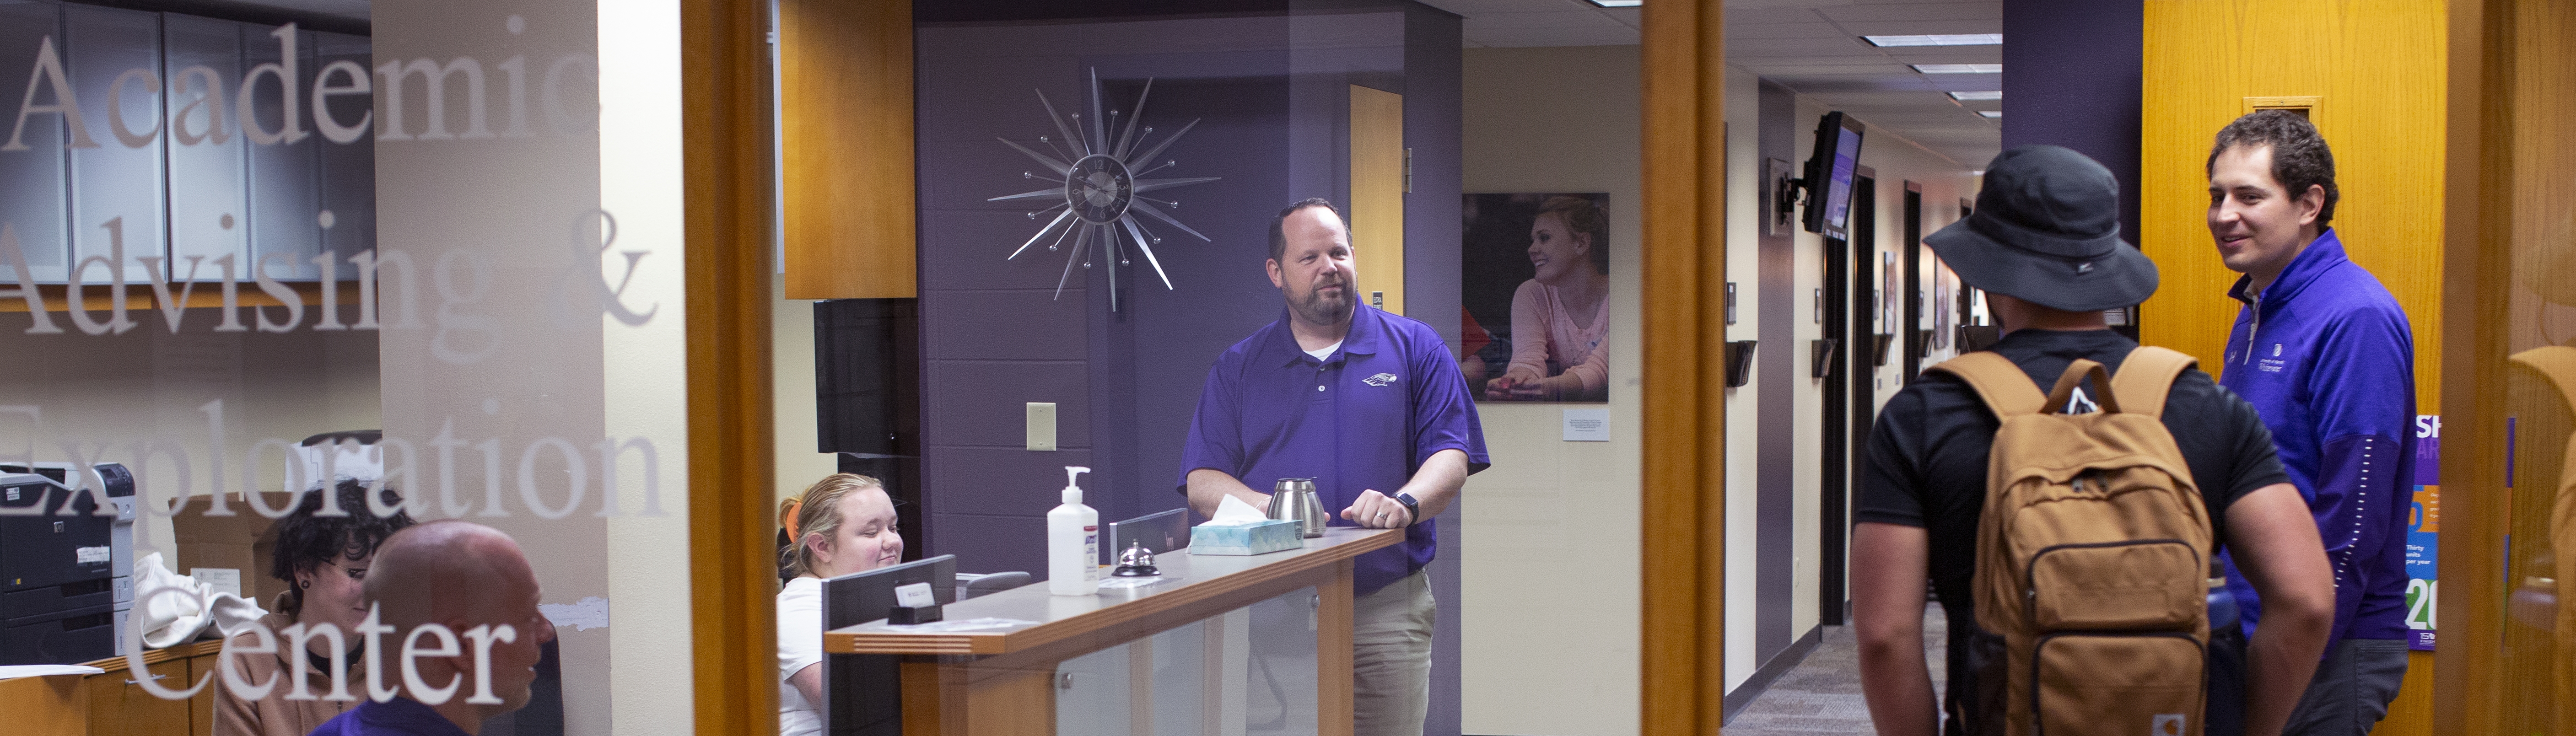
top-left (1289, 276), bottom-right (1354, 327)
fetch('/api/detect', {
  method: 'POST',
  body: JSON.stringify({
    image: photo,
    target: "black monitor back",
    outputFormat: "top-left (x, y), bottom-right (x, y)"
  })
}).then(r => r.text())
top-left (822, 554), bottom-right (956, 736)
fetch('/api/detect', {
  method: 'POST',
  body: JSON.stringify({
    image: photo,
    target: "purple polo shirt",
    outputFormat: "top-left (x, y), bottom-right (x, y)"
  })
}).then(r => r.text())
top-left (307, 697), bottom-right (471, 736)
top-left (1178, 303), bottom-right (1489, 595)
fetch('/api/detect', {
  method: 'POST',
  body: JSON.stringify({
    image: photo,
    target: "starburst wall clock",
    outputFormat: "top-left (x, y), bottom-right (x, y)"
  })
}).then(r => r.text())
top-left (989, 69), bottom-right (1220, 311)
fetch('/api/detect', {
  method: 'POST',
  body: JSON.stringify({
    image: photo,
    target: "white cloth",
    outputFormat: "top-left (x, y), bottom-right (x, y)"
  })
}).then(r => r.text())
top-left (777, 576), bottom-right (825, 736)
top-left (1305, 339), bottom-right (1344, 361)
top-left (132, 552), bottom-right (267, 649)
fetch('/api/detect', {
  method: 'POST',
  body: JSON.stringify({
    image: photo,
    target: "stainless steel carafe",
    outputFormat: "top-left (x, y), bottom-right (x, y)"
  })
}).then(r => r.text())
top-left (1267, 478), bottom-right (1328, 538)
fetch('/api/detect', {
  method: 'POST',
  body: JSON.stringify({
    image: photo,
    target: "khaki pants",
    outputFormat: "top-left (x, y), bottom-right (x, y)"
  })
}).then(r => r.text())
top-left (1352, 569), bottom-right (1435, 736)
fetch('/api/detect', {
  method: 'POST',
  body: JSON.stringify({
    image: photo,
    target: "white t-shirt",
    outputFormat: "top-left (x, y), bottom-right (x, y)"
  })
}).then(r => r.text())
top-left (1305, 339), bottom-right (1344, 360)
top-left (777, 576), bottom-right (825, 736)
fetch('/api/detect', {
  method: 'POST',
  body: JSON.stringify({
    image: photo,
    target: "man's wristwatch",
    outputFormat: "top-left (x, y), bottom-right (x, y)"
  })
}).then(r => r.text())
top-left (1393, 492), bottom-right (1422, 527)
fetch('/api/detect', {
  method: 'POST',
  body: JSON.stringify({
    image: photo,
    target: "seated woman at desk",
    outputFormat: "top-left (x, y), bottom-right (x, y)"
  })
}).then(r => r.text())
top-left (213, 480), bottom-right (416, 736)
top-left (776, 473), bottom-right (905, 736)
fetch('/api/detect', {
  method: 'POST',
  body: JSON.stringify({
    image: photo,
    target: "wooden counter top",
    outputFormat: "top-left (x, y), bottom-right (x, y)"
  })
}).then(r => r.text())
top-left (825, 526), bottom-right (1400, 657)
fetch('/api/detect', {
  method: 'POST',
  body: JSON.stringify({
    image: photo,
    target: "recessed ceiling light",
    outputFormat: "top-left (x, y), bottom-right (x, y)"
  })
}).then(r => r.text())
top-left (1978, 111), bottom-right (2003, 118)
top-left (1584, 0), bottom-right (1643, 6)
top-left (1913, 64), bottom-right (2002, 74)
top-left (1950, 91), bottom-right (2003, 101)
top-left (1864, 33), bottom-right (2003, 47)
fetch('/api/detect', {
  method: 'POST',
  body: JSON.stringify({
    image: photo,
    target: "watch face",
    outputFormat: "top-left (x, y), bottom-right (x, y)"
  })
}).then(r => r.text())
top-left (1066, 154), bottom-right (1134, 225)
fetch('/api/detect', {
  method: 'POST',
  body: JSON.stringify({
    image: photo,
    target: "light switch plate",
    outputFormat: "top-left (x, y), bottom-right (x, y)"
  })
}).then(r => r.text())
top-left (1027, 403), bottom-right (1057, 451)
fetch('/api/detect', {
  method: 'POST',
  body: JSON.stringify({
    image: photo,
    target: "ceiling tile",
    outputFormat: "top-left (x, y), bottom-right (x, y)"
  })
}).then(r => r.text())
top-left (1725, 21), bottom-right (1850, 40)
top-left (1414, 0), bottom-right (1597, 15)
top-left (1465, 26), bottom-right (1641, 48)
top-left (1840, 19), bottom-right (2005, 37)
top-left (1817, 2), bottom-right (2000, 23)
top-left (1466, 10), bottom-right (1629, 30)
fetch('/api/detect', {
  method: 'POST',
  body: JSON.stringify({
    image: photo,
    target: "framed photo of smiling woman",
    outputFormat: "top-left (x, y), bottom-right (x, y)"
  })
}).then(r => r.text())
top-left (1459, 193), bottom-right (1611, 403)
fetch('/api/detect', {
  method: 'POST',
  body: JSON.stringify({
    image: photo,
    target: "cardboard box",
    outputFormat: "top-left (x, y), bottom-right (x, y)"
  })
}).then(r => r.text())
top-left (167, 493), bottom-right (293, 608)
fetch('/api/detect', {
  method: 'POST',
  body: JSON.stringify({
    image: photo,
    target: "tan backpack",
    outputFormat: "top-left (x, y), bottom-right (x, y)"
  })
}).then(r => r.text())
top-left (1933, 346), bottom-right (2213, 736)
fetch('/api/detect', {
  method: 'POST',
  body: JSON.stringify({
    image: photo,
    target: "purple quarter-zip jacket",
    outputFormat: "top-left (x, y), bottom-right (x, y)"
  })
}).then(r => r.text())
top-left (2215, 229), bottom-right (2417, 645)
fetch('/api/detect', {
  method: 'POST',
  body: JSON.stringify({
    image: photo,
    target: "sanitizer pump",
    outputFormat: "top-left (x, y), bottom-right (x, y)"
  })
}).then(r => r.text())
top-left (1048, 466), bottom-right (1101, 596)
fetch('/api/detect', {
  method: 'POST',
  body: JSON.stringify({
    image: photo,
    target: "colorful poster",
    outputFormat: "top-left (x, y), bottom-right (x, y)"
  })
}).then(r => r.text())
top-left (2405, 414), bottom-right (2441, 650)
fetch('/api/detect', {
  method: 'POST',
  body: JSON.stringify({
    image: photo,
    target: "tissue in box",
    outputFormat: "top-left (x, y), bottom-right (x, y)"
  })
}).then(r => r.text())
top-left (1190, 518), bottom-right (1302, 555)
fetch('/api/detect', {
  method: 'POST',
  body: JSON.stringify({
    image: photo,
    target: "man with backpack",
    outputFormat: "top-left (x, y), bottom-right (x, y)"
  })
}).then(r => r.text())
top-left (1852, 145), bottom-right (2335, 736)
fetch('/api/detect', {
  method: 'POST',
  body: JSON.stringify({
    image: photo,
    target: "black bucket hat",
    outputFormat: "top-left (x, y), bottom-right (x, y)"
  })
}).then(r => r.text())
top-left (1924, 145), bottom-right (2156, 312)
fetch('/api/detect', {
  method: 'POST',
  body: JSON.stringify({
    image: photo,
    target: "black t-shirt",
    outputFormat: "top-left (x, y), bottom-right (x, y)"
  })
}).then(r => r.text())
top-left (1855, 328), bottom-right (2291, 715)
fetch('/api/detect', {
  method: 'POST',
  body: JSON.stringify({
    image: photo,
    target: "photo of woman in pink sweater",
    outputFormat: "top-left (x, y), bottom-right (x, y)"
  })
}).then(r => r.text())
top-left (1471, 194), bottom-right (1609, 403)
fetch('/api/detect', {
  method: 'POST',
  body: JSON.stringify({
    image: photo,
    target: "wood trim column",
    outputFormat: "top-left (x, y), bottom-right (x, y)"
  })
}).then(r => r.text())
top-left (2435, 0), bottom-right (2508, 731)
top-left (1639, 1), bottom-right (1727, 733)
top-left (682, 0), bottom-right (779, 732)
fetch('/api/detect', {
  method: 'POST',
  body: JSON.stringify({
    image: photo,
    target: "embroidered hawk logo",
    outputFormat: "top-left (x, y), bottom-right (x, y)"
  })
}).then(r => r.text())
top-left (1363, 373), bottom-right (1400, 387)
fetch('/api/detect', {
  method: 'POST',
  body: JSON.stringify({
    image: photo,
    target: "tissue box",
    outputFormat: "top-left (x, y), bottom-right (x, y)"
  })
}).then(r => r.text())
top-left (1190, 519), bottom-right (1302, 555)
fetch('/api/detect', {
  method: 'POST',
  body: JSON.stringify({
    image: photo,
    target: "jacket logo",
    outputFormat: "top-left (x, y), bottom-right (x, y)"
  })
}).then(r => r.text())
top-left (2272, 343), bottom-right (2283, 357)
top-left (2153, 714), bottom-right (2185, 736)
top-left (1364, 373), bottom-right (1400, 387)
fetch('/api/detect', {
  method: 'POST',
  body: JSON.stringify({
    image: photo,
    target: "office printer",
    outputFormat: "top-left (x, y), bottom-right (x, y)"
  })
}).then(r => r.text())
top-left (0, 470), bottom-right (115, 665)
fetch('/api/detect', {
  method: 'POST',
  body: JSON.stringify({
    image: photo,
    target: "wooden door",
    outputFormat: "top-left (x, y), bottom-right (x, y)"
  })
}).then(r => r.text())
top-left (1348, 85), bottom-right (1406, 315)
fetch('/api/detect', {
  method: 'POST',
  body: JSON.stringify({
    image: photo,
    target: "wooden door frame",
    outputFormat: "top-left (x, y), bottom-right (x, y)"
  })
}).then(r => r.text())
top-left (1640, 1), bottom-right (1728, 733)
top-left (677, 0), bottom-right (1740, 731)
top-left (2435, 0), bottom-right (2506, 731)
top-left (682, 0), bottom-right (784, 731)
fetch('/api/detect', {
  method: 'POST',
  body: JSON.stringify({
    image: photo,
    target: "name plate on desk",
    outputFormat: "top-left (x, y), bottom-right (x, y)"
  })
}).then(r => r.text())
top-left (1188, 518), bottom-right (1300, 555)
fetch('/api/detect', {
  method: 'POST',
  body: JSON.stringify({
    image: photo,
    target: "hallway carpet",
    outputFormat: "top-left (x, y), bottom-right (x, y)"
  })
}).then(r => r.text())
top-left (1722, 604), bottom-right (1950, 735)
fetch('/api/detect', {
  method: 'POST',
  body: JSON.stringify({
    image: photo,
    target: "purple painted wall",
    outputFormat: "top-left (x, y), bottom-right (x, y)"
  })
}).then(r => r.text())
top-left (912, 7), bottom-right (1459, 579)
top-left (2001, 0), bottom-right (2142, 242)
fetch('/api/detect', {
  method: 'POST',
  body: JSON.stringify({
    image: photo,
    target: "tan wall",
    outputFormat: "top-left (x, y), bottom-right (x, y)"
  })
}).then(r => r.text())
top-left (0, 314), bottom-right (380, 565)
top-left (2139, 3), bottom-right (2450, 732)
top-left (1459, 44), bottom-right (1644, 736)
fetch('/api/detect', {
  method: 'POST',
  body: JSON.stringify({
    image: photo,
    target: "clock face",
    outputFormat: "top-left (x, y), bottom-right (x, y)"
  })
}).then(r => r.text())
top-left (988, 69), bottom-right (1220, 310)
top-left (1067, 154), bottom-right (1134, 225)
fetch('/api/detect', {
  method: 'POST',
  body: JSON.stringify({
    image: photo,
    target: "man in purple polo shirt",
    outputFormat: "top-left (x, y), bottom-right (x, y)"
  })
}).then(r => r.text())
top-left (1180, 198), bottom-right (1488, 736)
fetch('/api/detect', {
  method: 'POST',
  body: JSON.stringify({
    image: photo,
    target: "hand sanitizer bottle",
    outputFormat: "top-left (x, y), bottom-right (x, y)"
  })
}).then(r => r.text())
top-left (1048, 466), bottom-right (1101, 596)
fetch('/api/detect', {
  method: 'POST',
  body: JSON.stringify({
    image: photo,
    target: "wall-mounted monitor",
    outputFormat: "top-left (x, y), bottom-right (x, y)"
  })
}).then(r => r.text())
top-left (1801, 111), bottom-right (1867, 241)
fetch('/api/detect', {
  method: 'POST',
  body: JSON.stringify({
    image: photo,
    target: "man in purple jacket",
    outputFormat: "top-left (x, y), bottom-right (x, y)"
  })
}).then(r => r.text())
top-left (1180, 198), bottom-right (1488, 736)
top-left (2206, 110), bottom-right (2417, 735)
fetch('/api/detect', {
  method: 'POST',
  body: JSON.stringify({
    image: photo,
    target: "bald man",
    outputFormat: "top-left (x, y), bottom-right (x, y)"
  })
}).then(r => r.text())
top-left (310, 521), bottom-right (557, 736)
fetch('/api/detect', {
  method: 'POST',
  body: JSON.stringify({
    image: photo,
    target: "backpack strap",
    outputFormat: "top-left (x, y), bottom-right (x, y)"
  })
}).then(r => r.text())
top-left (2110, 346), bottom-right (2199, 421)
top-left (1930, 352), bottom-right (2048, 418)
top-left (2512, 346), bottom-right (2576, 415)
top-left (2043, 359), bottom-right (2120, 415)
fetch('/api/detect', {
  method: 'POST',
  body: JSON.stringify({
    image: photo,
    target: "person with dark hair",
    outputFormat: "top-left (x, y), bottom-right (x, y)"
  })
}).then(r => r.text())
top-left (1853, 145), bottom-right (2333, 736)
top-left (1487, 195), bottom-right (1609, 401)
top-left (213, 479), bottom-right (417, 736)
top-left (2206, 109), bottom-right (2419, 734)
top-left (1183, 198), bottom-right (1488, 736)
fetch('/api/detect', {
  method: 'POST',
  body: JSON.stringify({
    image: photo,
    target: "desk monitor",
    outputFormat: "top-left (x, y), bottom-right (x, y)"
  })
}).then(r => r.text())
top-left (822, 554), bottom-right (956, 736)
top-left (1103, 507), bottom-right (1190, 565)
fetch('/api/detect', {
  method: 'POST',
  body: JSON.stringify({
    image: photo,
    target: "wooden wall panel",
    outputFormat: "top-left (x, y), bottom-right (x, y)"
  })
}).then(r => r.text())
top-left (2139, 0), bottom-right (2447, 417)
top-left (779, 0), bottom-right (916, 299)
top-left (1639, 1), bottom-right (1725, 733)
top-left (2141, 3), bottom-right (2450, 732)
top-left (1349, 85), bottom-right (1407, 316)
